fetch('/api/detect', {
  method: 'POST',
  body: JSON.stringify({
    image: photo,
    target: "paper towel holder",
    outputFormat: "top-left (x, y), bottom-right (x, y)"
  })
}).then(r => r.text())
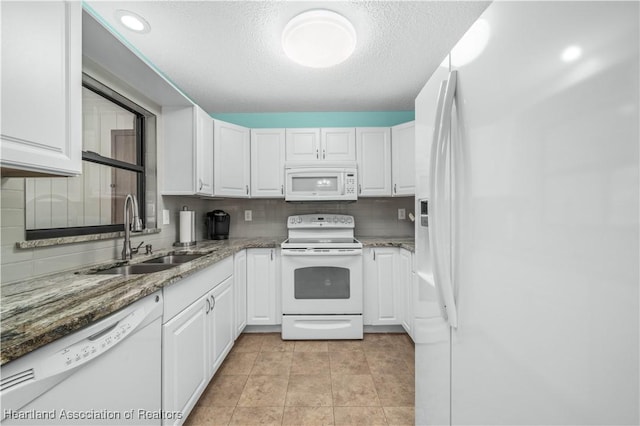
top-left (174, 205), bottom-right (197, 247)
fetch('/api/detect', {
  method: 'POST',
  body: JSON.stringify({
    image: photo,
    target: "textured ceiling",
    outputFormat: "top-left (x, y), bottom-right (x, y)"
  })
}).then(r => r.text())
top-left (85, 1), bottom-right (489, 113)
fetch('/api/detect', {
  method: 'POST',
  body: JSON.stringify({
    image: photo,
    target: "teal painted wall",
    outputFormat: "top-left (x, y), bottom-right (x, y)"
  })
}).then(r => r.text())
top-left (210, 111), bottom-right (415, 128)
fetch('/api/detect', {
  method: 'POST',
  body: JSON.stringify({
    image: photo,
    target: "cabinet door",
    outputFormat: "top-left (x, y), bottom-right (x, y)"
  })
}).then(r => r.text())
top-left (214, 120), bottom-right (250, 197)
top-left (399, 249), bottom-right (413, 335)
top-left (251, 129), bottom-right (285, 197)
top-left (234, 250), bottom-right (247, 338)
top-left (162, 296), bottom-right (208, 425)
top-left (247, 249), bottom-right (279, 325)
top-left (364, 248), bottom-right (401, 325)
top-left (356, 128), bottom-right (392, 196)
top-left (321, 128), bottom-right (356, 161)
top-left (285, 129), bottom-right (320, 162)
top-left (195, 107), bottom-right (214, 196)
top-left (210, 276), bottom-right (234, 376)
top-left (391, 121), bottom-right (416, 196)
top-left (1, 1), bottom-right (82, 176)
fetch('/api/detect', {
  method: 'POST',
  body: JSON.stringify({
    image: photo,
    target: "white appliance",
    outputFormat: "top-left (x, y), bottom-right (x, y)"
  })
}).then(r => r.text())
top-left (414, 2), bottom-right (639, 425)
top-left (281, 214), bottom-right (363, 339)
top-left (284, 165), bottom-right (358, 201)
top-left (0, 292), bottom-right (164, 425)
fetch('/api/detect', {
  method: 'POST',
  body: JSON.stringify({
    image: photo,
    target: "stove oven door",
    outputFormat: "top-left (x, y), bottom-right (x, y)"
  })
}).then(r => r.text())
top-left (281, 250), bottom-right (363, 314)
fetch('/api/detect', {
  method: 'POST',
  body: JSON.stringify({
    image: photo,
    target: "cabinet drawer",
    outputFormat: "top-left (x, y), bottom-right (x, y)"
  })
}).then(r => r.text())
top-left (163, 256), bottom-right (233, 321)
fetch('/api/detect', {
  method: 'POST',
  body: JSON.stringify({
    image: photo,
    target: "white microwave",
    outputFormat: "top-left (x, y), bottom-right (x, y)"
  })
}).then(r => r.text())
top-left (285, 165), bottom-right (358, 201)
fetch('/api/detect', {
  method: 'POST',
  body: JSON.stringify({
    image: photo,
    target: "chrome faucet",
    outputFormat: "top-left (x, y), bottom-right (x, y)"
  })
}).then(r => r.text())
top-left (122, 194), bottom-right (143, 260)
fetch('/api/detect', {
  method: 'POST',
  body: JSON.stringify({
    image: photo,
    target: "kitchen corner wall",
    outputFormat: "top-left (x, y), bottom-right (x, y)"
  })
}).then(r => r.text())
top-left (163, 196), bottom-right (415, 240)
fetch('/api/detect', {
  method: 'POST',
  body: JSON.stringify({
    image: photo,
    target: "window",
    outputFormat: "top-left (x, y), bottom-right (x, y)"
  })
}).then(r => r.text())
top-left (25, 75), bottom-right (156, 240)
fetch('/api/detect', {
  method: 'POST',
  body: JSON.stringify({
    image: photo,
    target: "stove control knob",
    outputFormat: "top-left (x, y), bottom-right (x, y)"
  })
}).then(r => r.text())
top-left (340, 217), bottom-right (346, 223)
top-left (333, 217), bottom-right (338, 223)
top-left (346, 217), bottom-right (352, 223)
top-left (296, 217), bottom-right (302, 224)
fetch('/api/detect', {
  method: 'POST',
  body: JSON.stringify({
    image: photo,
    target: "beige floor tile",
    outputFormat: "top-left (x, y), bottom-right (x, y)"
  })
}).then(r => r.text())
top-left (250, 351), bottom-right (293, 376)
top-left (282, 406), bottom-right (335, 425)
top-left (332, 374), bottom-right (381, 407)
top-left (383, 407), bottom-right (414, 426)
top-left (364, 351), bottom-right (412, 376)
top-left (291, 352), bottom-right (331, 376)
top-left (372, 374), bottom-right (414, 406)
top-left (333, 406), bottom-right (388, 425)
top-left (197, 374), bottom-right (248, 407)
top-left (229, 406), bottom-right (284, 425)
top-left (184, 406), bottom-right (235, 426)
top-left (218, 352), bottom-right (258, 375)
top-left (237, 375), bottom-right (289, 407)
top-left (328, 340), bottom-right (364, 352)
top-left (330, 351), bottom-right (370, 375)
top-left (294, 340), bottom-right (329, 352)
top-left (232, 333), bottom-right (265, 353)
top-left (285, 374), bottom-right (333, 407)
top-left (363, 334), bottom-right (411, 352)
top-left (262, 334), bottom-right (295, 352)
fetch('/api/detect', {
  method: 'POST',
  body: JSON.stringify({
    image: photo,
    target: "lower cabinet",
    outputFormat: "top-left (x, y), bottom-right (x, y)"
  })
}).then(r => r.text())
top-left (233, 250), bottom-right (247, 338)
top-left (161, 258), bottom-right (235, 425)
top-left (247, 248), bottom-right (281, 325)
top-left (399, 249), bottom-right (414, 337)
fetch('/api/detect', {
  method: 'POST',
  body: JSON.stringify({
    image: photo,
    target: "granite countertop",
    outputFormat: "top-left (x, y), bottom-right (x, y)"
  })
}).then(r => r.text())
top-left (1, 236), bottom-right (413, 366)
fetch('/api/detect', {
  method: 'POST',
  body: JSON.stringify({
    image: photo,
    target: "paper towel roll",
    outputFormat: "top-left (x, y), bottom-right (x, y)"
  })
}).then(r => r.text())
top-left (179, 210), bottom-right (195, 243)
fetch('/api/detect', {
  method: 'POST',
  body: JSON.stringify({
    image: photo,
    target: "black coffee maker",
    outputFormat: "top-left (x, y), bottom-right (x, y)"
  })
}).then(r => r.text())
top-left (206, 210), bottom-right (230, 240)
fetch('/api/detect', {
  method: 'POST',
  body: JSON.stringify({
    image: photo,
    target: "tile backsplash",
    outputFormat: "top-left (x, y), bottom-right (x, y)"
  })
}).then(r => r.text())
top-left (1, 176), bottom-right (414, 284)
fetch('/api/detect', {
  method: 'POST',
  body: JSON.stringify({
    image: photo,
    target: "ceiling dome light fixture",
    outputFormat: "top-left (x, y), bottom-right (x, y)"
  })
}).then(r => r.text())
top-left (282, 9), bottom-right (357, 68)
top-left (116, 10), bottom-right (151, 33)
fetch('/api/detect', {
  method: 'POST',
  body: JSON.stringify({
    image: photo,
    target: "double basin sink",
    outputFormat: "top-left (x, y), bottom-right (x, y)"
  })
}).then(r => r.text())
top-left (91, 253), bottom-right (205, 276)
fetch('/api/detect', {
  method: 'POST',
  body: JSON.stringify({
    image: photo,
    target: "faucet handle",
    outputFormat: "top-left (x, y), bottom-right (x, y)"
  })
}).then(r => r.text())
top-left (145, 244), bottom-right (153, 255)
top-left (132, 241), bottom-right (144, 255)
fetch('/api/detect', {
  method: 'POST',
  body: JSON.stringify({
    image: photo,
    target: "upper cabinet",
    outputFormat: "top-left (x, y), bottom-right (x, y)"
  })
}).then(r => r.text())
top-left (1, 1), bottom-right (82, 177)
top-left (356, 127), bottom-right (392, 197)
top-left (163, 105), bottom-right (214, 196)
top-left (285, 128), bottom-right (356, 163)
top-left (251, 129), bottom-right (285, 198)
top-left (391, 121), bottom-right (416, 196)
top-left (214, 120), bottom-right (251, 198)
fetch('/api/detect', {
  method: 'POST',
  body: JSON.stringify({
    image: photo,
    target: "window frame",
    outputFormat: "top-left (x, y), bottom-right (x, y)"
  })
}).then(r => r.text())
top-left (25, 75), bottom-right (150, 241)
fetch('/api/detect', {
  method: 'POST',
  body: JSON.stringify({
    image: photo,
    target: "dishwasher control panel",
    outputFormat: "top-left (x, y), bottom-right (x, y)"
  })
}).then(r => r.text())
top-left (54, 307), bottom-right (145, 372)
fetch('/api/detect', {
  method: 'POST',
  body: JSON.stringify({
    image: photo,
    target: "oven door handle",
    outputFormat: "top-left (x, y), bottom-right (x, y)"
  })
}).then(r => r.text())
top-left (281, 249), bottom-right (363, 256)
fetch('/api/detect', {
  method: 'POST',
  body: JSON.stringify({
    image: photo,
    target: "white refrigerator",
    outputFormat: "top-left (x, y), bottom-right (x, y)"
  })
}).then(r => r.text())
top-left (414, 2), bottom-right (639, 425)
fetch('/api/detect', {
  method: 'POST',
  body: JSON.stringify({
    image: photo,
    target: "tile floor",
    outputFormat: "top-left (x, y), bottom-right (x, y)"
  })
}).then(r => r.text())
top-left (184, 333), bottom-right (415, 426)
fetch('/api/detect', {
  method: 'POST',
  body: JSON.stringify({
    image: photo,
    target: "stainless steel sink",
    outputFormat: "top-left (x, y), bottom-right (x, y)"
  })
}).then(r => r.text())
top-left (142, 253), bottom-right (205, 264)
top-left (93, 263), bottom-right (177, 275)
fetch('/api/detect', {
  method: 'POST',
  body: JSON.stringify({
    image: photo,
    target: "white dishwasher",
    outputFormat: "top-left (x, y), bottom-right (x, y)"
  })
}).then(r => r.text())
top-left (1, 291), bottom-right (164, 425)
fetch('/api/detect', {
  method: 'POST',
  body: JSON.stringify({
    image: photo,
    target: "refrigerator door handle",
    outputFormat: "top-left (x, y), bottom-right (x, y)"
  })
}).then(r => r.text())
top-left (430, 70), bottom-right (459, 328)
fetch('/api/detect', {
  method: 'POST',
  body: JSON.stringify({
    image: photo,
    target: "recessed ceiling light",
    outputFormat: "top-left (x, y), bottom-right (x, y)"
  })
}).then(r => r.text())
top-left (282, 9), bottom-right (357, 68)
top-left (116, 10), bottom-right (150, 34)
top-left (561, 45), bottom-right (582, 62)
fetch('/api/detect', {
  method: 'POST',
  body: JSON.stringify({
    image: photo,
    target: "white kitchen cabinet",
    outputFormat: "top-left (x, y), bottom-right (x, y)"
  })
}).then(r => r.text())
top-left (399, 248), bottom-right (414, 337)
top-left (163, 105), bottom-right (214, 196)
top-left (364, 247), bottom-right (402, 325)
top-left (250, 128), bottom-right (285, 198)
top-left (1, 1), bottom-right (82, 176)
top-left (214, 120), bottom-right (251, 197)
top-left (391, 121), bottom-right (416, 196)
top-left (234, 250), bottom-right (247, 338)
top-left (285, 128), bottom-right (356, 162)
top-left (209, 276), bottom-right (234, 374)
top-left (356, 127), bottom-right (392, 197)
top-left (247, 248), bottom-right (281, 325)
top-left (162, 257), bottom-right (234, 424)
top-left (162, 294), bottom-right (209, 425)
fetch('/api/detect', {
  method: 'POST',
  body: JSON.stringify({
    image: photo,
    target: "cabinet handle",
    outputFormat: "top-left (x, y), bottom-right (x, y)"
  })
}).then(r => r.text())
top-left (373, 250), bottom-right (376, 261)
top-left (316, 149), bottom-right (319, 159)
top-left (358, 183), bottom-right (362, 194)
top-left (394, 184), bottom-right (397, 194)
top-left (205, 297), bottom-right (211, 314)
top-left (246, 185), bottom-right (249, 195)
top-left (270, 249), bottom-right (274, 261)
top-left (211, 295), bottom-right (216, 310)
top-left (199, 179), bottom-right (204, 191)
top-left (281, 185), bottom-right (284, 195)
top-left (322, 149), bottom-right (326, 159)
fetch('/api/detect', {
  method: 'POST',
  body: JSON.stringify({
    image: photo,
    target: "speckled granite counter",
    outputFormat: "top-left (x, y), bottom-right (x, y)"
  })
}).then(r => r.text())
top-left (359, 237), bottom-right (415, 252)
top-left (1, 236), bottom-right (414, 366)
top-left (0, 238), bottom-right (281, 366)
